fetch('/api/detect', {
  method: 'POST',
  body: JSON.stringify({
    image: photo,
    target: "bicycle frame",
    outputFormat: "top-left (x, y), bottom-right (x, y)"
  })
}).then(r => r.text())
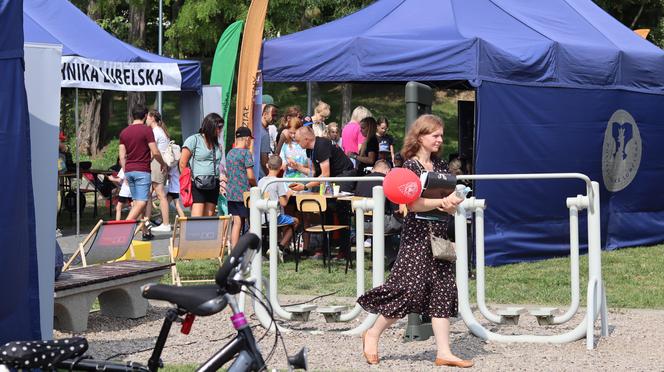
top-left (57, 294), bottom-right (266, 372)
top-left (196, 294), bottom-right (265, 372)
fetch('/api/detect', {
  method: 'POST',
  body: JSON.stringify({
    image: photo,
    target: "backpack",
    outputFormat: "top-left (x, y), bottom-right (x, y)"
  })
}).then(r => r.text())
top-left (162, 141), bottom-right (181, 168)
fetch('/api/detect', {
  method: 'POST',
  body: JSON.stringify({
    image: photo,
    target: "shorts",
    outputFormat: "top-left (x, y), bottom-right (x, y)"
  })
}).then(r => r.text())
top-left (125, 171), bottom-right (151, 201)
top-left (192, 184), bottom-right (219, 204)
top-left (118, 196), bottom-right (133, 203)
top-left (278, 214), bottom-right (295, 225)
top-left (167, 192), bottom-right (179, 199)
top-left (228, 201), bottom-right (249, 218)
top-left (150, 159), bottom-right (167, 184)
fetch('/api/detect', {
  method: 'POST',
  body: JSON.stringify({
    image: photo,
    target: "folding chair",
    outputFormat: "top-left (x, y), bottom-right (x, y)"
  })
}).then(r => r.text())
top-left (295, 194), bottom-right (349, 273)
top-left (63, 219), bottom-right (141, 271)
top-left (168, 216), bottom-right (231, 286)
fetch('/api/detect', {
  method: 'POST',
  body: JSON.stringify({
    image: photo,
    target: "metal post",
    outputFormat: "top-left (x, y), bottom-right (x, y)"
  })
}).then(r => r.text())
top-left (306, 81), bottom-right (312, 115)
top-left (157, 0), bottom-right (163, 113)
top-left (248, 186), bottom-right (278, 331)
top-left (75, 88), bottom-right (80, 239)
top-left (472, 199), bottom-right (502, 323)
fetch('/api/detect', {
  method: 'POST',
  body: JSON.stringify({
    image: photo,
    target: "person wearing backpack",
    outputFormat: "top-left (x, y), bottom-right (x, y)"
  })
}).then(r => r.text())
top-left (146, 110), bottom-right (175, 232)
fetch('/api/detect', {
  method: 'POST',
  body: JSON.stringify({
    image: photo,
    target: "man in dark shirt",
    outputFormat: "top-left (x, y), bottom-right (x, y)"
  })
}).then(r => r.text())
top-left (292, 126), bottom-right (355, 192)
top-left (292, 126), bottom-right (356, 259)
top-left (119, 104), bottom-right (167, 222)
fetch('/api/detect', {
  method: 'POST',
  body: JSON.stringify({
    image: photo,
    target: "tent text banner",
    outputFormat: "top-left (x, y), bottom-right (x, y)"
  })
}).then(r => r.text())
top-left (61, 56), bottom-right (182, 91)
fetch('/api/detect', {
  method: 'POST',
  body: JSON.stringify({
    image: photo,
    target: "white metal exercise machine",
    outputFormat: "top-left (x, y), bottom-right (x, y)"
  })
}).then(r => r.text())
top-left (454, 173), bottom-right (608, 350)
top-left (247, 176), bottom-right (386, 335)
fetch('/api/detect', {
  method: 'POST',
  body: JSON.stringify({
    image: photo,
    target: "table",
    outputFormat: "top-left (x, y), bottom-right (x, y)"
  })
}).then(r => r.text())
top-left (59, 169), bottom-right (114, 218)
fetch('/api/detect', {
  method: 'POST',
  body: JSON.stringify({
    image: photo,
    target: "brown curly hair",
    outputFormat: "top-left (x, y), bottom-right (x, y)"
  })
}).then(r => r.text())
top-left (400, 114), bottom-right (444, 160)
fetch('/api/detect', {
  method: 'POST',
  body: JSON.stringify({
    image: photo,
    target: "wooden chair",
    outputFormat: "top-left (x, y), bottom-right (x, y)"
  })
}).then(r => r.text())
top-left (168, 215), bottom-right (231, 286)
top-left (63, 219), bottom-right (141, 271)
top-left (295, 194), bottom-right (349, 273)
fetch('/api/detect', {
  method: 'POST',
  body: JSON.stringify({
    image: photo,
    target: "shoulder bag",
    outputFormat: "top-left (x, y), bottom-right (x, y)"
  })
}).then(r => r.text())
top-left (192, 136), bottom-right (219, 190)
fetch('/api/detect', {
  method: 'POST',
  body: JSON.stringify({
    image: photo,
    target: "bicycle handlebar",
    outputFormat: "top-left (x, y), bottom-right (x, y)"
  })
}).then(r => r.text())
top-left (215, 233), bottom-right (260, 293)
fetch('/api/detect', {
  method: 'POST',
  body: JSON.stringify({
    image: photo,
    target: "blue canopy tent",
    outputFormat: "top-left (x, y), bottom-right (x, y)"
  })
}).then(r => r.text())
top-left (262, 0), bottom-right (664, 265)
top-left (24, 0), bottom-right (201, 91)
top-left (0, 0), bottom-right (41, 342)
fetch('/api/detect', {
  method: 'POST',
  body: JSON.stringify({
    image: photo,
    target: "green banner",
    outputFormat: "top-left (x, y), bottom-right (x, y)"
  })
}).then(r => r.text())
top-left (211, 20), bottom-right (243, 216)
top-left (210, 20), bottom-right (244, 144)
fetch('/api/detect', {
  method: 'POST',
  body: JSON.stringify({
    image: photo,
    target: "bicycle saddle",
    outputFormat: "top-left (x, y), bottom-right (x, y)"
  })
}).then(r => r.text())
top-left (142, 284), bottom-right (228, 316)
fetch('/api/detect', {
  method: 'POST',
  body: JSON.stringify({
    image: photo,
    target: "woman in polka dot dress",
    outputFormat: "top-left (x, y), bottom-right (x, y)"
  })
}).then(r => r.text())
top-left (357, 114), bottom-right (473, 368)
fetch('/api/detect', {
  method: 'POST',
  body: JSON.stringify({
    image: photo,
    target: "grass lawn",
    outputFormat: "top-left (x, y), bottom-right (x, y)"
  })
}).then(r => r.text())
top-left (167, 243), bottom-right (664, 310)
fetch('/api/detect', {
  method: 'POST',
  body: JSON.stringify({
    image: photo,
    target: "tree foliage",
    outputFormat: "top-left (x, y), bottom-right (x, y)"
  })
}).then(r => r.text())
top-left (595, 0), bottom-right (664, 47)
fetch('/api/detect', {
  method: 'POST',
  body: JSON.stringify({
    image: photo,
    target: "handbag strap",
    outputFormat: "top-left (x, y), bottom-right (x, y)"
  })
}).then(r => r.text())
top-left (191, 135), bottom-right (218, 178)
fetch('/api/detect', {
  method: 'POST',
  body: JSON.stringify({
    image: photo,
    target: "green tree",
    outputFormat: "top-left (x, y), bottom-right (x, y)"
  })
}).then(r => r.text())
top-left (594, 0), bottom-right (664, 46)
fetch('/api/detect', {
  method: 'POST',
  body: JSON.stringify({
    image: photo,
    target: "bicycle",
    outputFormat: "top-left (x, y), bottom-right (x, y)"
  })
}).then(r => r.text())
top-left (0, 233), bottom-right (308, 372)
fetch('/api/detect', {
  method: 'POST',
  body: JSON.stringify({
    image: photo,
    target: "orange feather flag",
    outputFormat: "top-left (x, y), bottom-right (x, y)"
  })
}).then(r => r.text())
top-left (235, 0), bottom-right (269, 132)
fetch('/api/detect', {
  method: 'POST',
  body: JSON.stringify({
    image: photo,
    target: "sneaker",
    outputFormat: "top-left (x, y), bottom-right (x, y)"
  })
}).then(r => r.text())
top-left (364, 239), bottom-right (372, 248)
top-left (311, 251), bottom-right (324, 260)
top-left (141, 232), bottom-right (154, 241)
top-left (152, 224), bottom-right (172, 233)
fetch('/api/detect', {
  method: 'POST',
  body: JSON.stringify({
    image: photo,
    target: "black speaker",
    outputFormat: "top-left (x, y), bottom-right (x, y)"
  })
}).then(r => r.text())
top-left (287, 347), bottom-right (308, 371)
top-left (457, 100), bottom-right (475, 168)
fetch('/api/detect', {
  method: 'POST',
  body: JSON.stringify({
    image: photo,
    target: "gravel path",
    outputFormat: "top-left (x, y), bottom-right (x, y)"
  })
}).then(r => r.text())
top-left (55, 295), bottom-right (664, 371)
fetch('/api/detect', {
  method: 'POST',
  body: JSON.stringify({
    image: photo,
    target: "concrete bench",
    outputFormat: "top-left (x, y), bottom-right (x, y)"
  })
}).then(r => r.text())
top-left (316, 306), bottom-right (348, 323)
top-left (283, 305), bottom-right (317, 321)
top-left (496, 307), bottom-right (526, 325)
top-left (529, 307), bottom-right (558, 325)
top-left (54, 260), bottom-right (171, 333)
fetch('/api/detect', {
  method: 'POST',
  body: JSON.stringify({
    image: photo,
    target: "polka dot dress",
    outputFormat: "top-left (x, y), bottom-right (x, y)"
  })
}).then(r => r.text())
top-left (357, 158), bottom-right (458, 319)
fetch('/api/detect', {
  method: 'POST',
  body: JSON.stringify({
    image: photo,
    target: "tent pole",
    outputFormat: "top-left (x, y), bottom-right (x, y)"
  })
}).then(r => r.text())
top-left (75, 88), bottom-right (80, 239)
top-left (157, 0), bottom-right (163, 113)
top-left (306, 81), bottom-right (312, 115)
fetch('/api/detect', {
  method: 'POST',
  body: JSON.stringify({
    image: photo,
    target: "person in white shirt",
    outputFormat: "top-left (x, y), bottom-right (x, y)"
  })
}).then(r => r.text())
top-left (257, 156), bottom-right (299, 254)
top-left (146, 110), bottom-right (173, 232)
top-left (108, 168), bottom-right (132, 221)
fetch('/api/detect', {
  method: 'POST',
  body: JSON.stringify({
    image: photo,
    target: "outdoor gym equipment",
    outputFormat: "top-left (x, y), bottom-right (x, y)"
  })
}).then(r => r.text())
top-left (454, 173), bottom-right (608, 350)
top-left (247, 177), bottom-right (385, 335)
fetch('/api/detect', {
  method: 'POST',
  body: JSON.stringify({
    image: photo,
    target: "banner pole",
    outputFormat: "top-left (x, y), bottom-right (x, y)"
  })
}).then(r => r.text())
top-left (75, 88), bottom-right (80, 239)
top-left (157, 0), bottom-right (163, 113)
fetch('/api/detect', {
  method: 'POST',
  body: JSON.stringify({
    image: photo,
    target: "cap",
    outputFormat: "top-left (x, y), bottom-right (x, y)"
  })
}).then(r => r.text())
top-left (235, 126), bottom-right (253, 139)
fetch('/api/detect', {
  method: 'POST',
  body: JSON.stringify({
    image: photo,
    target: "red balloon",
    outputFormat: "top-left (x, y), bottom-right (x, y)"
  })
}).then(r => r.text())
top-left (383, 168), bottom-right (422, 204)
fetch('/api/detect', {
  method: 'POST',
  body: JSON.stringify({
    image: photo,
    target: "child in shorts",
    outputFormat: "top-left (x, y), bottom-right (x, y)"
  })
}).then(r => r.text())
top-left (166, 166), bottom-right (186, 218)
top-left (257, 156), bottom-right (299, 254)
top-left (108, 168), bottom-right (133, 221)
top-left (226, 127), bottom-right (257, 247)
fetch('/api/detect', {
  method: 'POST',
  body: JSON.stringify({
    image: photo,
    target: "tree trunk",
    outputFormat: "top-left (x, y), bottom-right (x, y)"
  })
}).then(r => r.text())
top-left (79, 91), bottom-right (102, 156)
top-left (340, 83), bottom-right (352, 126)
top-left (74, 0), bottom-right (105, 156)
top-left (127, 0), bottom-right (148, 122)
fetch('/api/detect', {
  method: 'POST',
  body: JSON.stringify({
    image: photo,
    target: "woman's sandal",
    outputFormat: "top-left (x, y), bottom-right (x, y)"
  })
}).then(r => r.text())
top-left (361, 330), bottom-right (379, 365)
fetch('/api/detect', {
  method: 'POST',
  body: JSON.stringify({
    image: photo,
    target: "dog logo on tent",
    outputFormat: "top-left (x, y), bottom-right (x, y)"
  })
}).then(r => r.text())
top-left (602, 109), bottom-right (641, 192)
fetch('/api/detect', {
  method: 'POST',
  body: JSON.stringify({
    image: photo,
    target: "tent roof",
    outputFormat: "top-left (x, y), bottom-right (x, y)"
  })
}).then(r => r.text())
top-left (23, 0), bottom-right (201, 91)
top-left (262, 0), bottom-right (664, 93)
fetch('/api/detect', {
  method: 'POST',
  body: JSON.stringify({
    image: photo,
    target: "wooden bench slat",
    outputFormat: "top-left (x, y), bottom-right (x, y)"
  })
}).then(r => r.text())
top-left (55, 261), bottom-right (172, 291)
